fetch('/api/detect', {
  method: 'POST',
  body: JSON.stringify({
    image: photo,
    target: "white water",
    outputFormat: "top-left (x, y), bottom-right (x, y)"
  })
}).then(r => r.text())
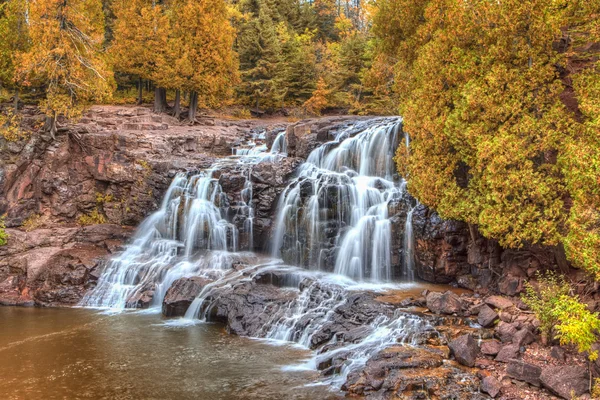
top-left (81, 129), bottom-right (287, 310)
top-left (271, 118), bottom-right (415, 282)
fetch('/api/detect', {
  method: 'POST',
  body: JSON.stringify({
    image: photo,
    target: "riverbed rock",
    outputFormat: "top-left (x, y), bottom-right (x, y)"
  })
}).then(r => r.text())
top-left (481, 340), bottom-right (502, 356)
top-left (495, 344), bottom-right (520, 363)
top-left (162, 277), bottom-right (212, 317)
top-left (478, 304), bottom-right (499, 327)
top-left (507, 360), bottom-right (542, 386)
top-left (449, 334), bottom-right (479, 367)
top-left (540, 366), bottom-right (589, 399)
top-left (513, 328), bottom-right (535, 347)
top-left (481, 375), bottom-right (502, 398)
top-left (496, 321), bottom-right (519, 343)
top-left (426, 291), bottom-right (463, 315)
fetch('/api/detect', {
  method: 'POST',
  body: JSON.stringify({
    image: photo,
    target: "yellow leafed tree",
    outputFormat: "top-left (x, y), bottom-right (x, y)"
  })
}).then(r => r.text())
top-left (16, 0), bottom-right (114, 137)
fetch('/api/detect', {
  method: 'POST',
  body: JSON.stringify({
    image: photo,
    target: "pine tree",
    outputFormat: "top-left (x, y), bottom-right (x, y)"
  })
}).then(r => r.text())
top-left (16, 0), bottom-right (114, 137)
top-left (110, 0), bottom-right (168, 109)
top-left (158, 0), bottom-right (239, 122)
top-left (0, 0), bottom-right (29, 112)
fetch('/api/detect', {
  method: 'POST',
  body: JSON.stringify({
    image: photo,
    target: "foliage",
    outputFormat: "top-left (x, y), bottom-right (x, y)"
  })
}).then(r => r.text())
top-left (0, 215), bottom-right (7, 246)
top-left (370, 0), bottom-right (600, 275)
top-left (523, 271), bottom-right (600, 360)
top-left (0, 0), bottom-right (29, 94)
top-left (22, 214), bottom-right (45, 232)
top-left (0, 109), bottom-right (27, 141)
top-left (304, 78), bottom-right (329, 115)
top-left (522, 271), bottom-right (570, 343)
top-left (16, 0), bottom-right (115, 133)
top-left (552, 294), bottom-right (600, 361)
top-left (77, 208), bottom-right (107, 226)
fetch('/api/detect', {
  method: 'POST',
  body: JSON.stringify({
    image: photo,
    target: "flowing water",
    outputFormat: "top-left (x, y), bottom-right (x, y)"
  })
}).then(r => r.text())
top-left (72, 118), bottom-right (429, 394)
top-left (0, 307), bottom-right (337, 400)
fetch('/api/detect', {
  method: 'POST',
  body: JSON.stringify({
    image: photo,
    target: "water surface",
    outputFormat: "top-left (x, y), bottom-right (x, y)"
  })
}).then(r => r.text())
top-left (0, 307), bottom-right (339, 400)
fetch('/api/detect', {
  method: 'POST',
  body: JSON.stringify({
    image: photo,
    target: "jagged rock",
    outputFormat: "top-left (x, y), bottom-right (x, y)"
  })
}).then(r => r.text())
top-left (507, 360), bottom-right (542, 386)
top-left (481, 375), bottom-right (502, 398)
top-left (540, 366), bottom-right (589, 399)
top-left (481, 340), bottom-right (502, 356)
top-left (495, 344), bottom-right (520, 363)
top-left (496, 321), bottom-right (518, 343)
top-left (162, 277), bottom-right (211, 317)
top-left (478, 304), bottom-right (499, 327)
top-left (513, 328), bottom-right (535, 347)
top-left (426, 291), bottom-right (462, 315)
top-left (449, 334), bottom-right (479, 367)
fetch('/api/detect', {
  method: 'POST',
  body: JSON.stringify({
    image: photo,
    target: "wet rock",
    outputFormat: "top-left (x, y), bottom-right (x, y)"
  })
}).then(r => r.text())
top-left (507, 360), bottom-right (541, 386)
top-left (426, 291), bottom-right (462, 315)
top-left (162, 277), bottom-right (212, 317)
top-left (478, 304), bottom-right (499, 327)
top-left (540, 366), bottom-right (589, 399)
top-left (481, 340), bottom-right (502, 356)
top-left (495, 344), bottom-right (520, 363)
top-left (481, 375), bottom-right (502, 398)
top-left (449, 334), bottom-right (479, 367)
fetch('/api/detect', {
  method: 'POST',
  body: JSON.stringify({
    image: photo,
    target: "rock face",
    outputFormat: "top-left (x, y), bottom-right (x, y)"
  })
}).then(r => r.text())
top-left (162, 277), bottom-right (211, 316)
top-left (0, 224), bottom-right (131, 306)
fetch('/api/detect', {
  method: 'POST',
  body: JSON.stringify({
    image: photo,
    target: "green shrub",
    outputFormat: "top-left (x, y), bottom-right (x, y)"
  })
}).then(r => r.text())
top-left (523, 271), bottom-right (600, 360)
top-left (0, 215), bottom-right (7, 246)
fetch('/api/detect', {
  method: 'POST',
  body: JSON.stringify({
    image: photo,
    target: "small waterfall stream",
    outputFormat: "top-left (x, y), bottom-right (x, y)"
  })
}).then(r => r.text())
top-left (81, 118), bottom-right (425, 392)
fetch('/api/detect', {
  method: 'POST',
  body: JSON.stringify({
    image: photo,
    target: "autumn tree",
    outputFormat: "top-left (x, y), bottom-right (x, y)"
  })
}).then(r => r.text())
top-left (303, 77), bottom-right (329, 115)
top-left (0, 0), bottom-right (30, 111)
top-left (110, 0), bottom-right (168, 109)
top-left (156, 0), bottom-right (239, 122)
top-left (376, 0), bottom-right (600, 277)
top-left (16, 0), bottom-right (114, 137)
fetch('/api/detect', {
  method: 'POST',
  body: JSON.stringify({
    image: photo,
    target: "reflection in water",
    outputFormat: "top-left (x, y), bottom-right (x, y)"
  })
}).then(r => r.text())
top-left (0, 307), bottom-right (339, 400)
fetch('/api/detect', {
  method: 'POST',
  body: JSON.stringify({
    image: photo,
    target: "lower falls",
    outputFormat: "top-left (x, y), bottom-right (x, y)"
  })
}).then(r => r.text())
top-left (79, 117), bottom-right (441, 392)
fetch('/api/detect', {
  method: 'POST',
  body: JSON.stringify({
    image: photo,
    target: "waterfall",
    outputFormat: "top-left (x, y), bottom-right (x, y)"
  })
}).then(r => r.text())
top-left (80, 130), bottom-right (286, 310)
top-left (271, 118), bottom-right (410, 282)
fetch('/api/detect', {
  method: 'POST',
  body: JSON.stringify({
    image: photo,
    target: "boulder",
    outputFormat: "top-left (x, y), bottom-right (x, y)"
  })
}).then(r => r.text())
top-left (540, 366), bottom-right (589, 399)
top-left (485, 296), bottom-right (513, 310)
top-left (506, 360), bottom-right (541, 386)
top-left (426, 291), bottom-right (463, 315)
top-left (478, 304), bottom-right (499, 327)
top-left (495, 344), bottom-right (520, 363)
top-left (481, 375), bottom-right (502, 398)
top-left (162, 277), bottom-right (212, 317)
top-left (513, 329), bottom-right (535, 347)
top-left (481, 340), bottom-right (502, 356)
top-left (449, 334), bottom-right (479, 367)
top-left (495, 321), bottom-right (518, 343)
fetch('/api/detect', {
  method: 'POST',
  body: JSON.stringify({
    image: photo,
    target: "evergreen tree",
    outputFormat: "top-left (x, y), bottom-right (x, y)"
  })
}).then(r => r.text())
top-left (16, 0), bottom-right (114, 137)
top-left (0, 0), bottom-right (29, 111)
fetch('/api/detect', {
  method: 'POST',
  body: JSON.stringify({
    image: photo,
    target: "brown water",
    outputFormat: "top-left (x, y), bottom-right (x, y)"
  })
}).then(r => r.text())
top-left (0, 307), bottom-right (339, 400)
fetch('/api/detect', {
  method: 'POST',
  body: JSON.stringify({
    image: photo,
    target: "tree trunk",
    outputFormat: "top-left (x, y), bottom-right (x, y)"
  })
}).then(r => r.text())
top-left (173, 89), bottom-right (181, 119)
top-left (45, 113), bottom-right (57, 140)
top-left (153, 87), bottom-right (168, 113)
top-left (188, 91), bottom-right (198, 124)
top-left (137, 77), bottom-right (143, 105)
top-left (13, 89), bottom-right (19, 113)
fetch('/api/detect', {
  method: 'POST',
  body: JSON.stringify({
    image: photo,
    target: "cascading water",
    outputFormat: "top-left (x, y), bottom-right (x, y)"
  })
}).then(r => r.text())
top-left (81, 129), bottom-right (287, 310)
top-left (271, 118), bottom-right (415, 282)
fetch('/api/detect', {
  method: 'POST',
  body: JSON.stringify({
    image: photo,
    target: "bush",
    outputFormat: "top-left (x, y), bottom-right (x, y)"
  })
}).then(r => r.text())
top-left (77, 209), bottom-right (107, 226)
top-left (523, 271), bottom-right (600, 360)
top-left (0, 215), bottom-right (7, 246)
